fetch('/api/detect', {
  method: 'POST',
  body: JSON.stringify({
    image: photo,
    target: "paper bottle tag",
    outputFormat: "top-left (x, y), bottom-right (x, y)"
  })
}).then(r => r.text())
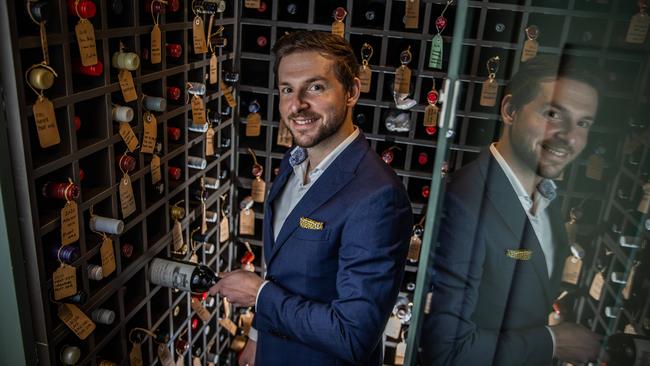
top-left (429, 33), bottom-right (443, 69)
top-left (624, 323), bottom-right (638, 334)
top-left (176, 355), bottom-right (185, 366)
top-left (394, 341), bottom-right (406, 365)
top-left (245, 0), bottom-right (261, 8)
top-left (251, 178), bottom-right (266, 203)
top-left (189, 251), bottom-right (199, 263)
top-left (61, 201), bottom-right (80, 245)
top-left (130, 343), bottom-right (144, 366)
top-left (220, 81), bottom-right (237, 108)
top-left (239, 208), bottom-right (255, 236)
top-left (626, 13), bottom-right (649, 44)
top-left (404, 0), bottom-right (420, 29)
top-left (219, 318), bottom-right (238, 335)
top-left (75, 20), bottom-right (98, 66)
top-left (277, 121), bottom-right (293, 147)
top-left (172, 220), bottom-right (184, 251)
top-left (141, 112), bottom-right (158, 154)
top-left (158, 344), bottom-right (175, 366)
top-left (192, 357), bottom-right (202, 366)
top-left (58, 303), bottom-right (96, 340)
top-left (331, 21), bottom-right (345, 37)
top-left (192, 298), bottom-right (211, 321)
top-left (119, 122), bottom-right (139, 152)
top-left (394, 66), bottom-right (411, 95)
top-left (53, 264), bottom-right (77, 300)
top-left (622, 265), bottom-right (636, 300)
top-left (384, 315), bottom-right (402, 339)
top-left (193, 16), bottom-right (208, 54)
top-left (230, 335), bottom-right (247, 352)
top-left (246, 113), bottom-right (261, 137)
top-left (239, 311), bottom-right (254, 334)
top-left (407, 235), bottom-right (422, 262)
top-left (423, 104), bottom-right (439, 127)
top-left (521, 39), bottom-right (538, 62)
top-left (219, 216), bottom-right (230, 243)
top-left (151, 25), bottom-right (162, 64)
top-left (480, 78), bottom-right (498, 107)
top-left (359, 66), bottom-right (372, 93)
top-left (120, 174), bottom-right (137, 218)
top-left (151, 154), bottom-right (162, 183)
top-left (589, 272), bottom-right (604, 300)
top-left (33, 97), bottom-right (61, 148)
top-left (561, 256), bottom-right (582, 285)
top-left (205, 127), bottom-right (215, 156)
top-left (119, 70), bottom-right (138, 102)
top-left (585, 154), bottom-right (604, 180)
top-left (191, 96), bottom-right (207, 125)
top-left (100, 236), bottom-right (116, 277)
top-left (548, 311), bottom-right (561, 326)
top-left (209, 54), bottom-right (218, 84)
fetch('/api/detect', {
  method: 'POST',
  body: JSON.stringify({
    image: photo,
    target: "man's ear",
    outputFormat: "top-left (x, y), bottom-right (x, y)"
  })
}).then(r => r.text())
top-left (500, 94), bottom-right (516, 125)
top-left (346, 77), bottom-right (361, 107)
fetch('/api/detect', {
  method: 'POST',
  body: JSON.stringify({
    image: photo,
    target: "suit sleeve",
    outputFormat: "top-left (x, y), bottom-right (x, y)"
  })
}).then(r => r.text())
top-left (420, 192), bottom-right (553, 366)
top-left (254, 186), bottom-right (412, 364)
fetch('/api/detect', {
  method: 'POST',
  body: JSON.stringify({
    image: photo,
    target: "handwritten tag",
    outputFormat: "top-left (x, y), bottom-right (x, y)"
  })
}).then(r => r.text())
top-left (429, 34), bottom-right (443, 69)
top-left (119, 70), bottom-right (138, 102)
top-left (206, 127), bottom-right (215, 156)
top-left (130, 343), bottom-right (143, 366)
top-left (75, 20), bottom-right (97, 66)
top-left (239, 209), bottom-right (255, 236)
top-left (61, 201), bottom-right (79, 245)
top-left (626, 13), bottom-right (649, 44)
top-left (220, 81), bottom-right (237, 108)
top-left (191, 96), bottom-right (206, 124)
top-left (193, 17), bottom-right (208, 54)
top-left (246, 113), bottom-right (261, 137)
top-left (119, 122), bottom-right (139, 152)
top-left (277, 121), bottom-right (293, 148)
top-left (331, 21), bottom-right (344, 37)
top-left (219, 318), bottom-right (238, 335)
top-left (53, 264), bottom-right (77, 300)
top-left (151, 24), bottom-right (162, 64)
top-left (120, 174), bottom-right (136, 218)
top-left (100, 236), bottom-right (116, 277)
top-left (394, 66), bottom-right (411, 94)
top-left (209, 54), bottom-right (218, 84)
top-left (385, 315), bottom-right (402, 339)
top-left (561, 256), bottom-right (582, 285)
top-left (245, 0), bottom-right (260, 8)
top-left (423, 104), bottom-right (439, 127)
top-left (193, 357), bottom-right (202, 366)
top-left (158, 344), bottom-right (175, 366)
top-left (358, 65), bottom-right (372, 93)
top-left (404, 0), bottom-right (420, 29)
top-left (251, 178), bottom-right (266, 203)
top-left (58, 303), bottom-right (96, 340)
top-left (151, 155), bottom-right (161, 183)
top-left (585, 153), bottom-right (604, 180)
top-left (521, 39), bottom-right (538, 62)
top-left (219, 216), bottom-right (229, 243)
top-left (480, 78), bottom-right (498, 107)
top-left (589, 272), bottom-right (604, 300)
top-left (141, 112), bottom-right (157, 154)
top-left (33, 96), bottom-right (60, 148)
top-left (191, 298), bottom-right (211, 322)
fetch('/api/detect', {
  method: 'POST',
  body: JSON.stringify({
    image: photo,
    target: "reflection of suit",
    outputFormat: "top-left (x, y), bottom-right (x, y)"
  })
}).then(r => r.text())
top-left (253, 132), bottom-right (412, 365)
top-left (421, 150), bottom-right (569, 365)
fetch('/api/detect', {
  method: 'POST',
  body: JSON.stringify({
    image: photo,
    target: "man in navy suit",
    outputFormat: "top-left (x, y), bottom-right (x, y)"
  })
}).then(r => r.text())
top-left (420, 56), bottom-right (604, 365)
top-left (210, 31), bottom-right (412, 365)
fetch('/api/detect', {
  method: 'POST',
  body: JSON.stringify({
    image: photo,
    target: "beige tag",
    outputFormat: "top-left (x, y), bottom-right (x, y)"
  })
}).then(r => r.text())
top-left (246, 113), bottom-right (261, 137)
top-left (548, 311), bottom-right (562, 326)
top-left (394, 66), bottom-right (411, 94)
top-left (480, 78), bottom-right (498, 107)
top-left (394, 341), bottom-right (406, 365)
top-left (206, 127), bottom-right (215, 156)
top-left (239, 208), bottom-right (255, 236)
top-left (209, 54), bottom-right (218, 84)
top-left (220, 81), bottom-right (237, 108)
top-left (53, 264), bottom-right (77, 300)
top-left (626, 13), bottom-right (649, 44)
top-left (61, 201), bottom-right (80, 245)
top-left (385, 315), bottom-right (402, 339)
top-left (407, 235), bottom-right (421, 262)
top-left (193, 357), bottom-right (201, 366)
top-left (277, 121), bottom-right (293, 147)
top-left (119, 122), bottom-right (139, 152)
top-left (33, 97), bottom-right (61, 148)
top-left (223, 297), bottom-right (231, 318)
top-left (191, 95), bottom-right (207, 125)
top-left (141, 112), bottom-right (157, 154)
top-left (189, 251), bottom-right (198, 263)
top-left (58, 303), bottom-right (96, 340)
top-left (239, 311), bottom-right (254, 335)
top-left (589, 272), bottom-right (604, 300)
top-left (176, 355), bottom-right (184, 366)
top-left (219, 318), bottom-right (238, 335)
top-left (423, 104), bottom-right (439, 127)
top-left (158, 344), bottom-right (175, 366)
top-left (585, 154), bottom-right (604, 180)
top-left (172, 220), bottom-right (184, 251)
top-left (151, 154), bottom-right (162, 183)
top-left (120, 174), bottom-right (137, 218)
top-left (119, 70), bottom-right (138, 102)
top-left (191, 298), bottom-right (211, 322)
top-left (151, 25), bottom-right (162, 64)
top-left (219, 216), bottom-right (230, 243)
top-left (75, 20), bottom-right (98, 66)
top-left (404, 0), bottom-right (420, 29)
top-left (193, 16), bottom-right (208, 54)
top-left (521, 39), bottom-right (538, 62)
top-left (624, 323), bottom-right (638, 334)
top-left (331, 21), bottom-right (345, 37)
top-left (251, 178), bottom-right (266, 203)
top-left (622, 265), bottom-right (636, 300)
top-left (230, 335), bottom-right (247, 352)
top-left (561, 256), bottom-right (582, 285)
top-left (245, 0), bottom-right (261, 8)
top-left (100, 236), bottom-right (116, 277)
top-left (130, 343), bottom-right (143, 366)
top-left (359, 66), bottom-right (372, 93)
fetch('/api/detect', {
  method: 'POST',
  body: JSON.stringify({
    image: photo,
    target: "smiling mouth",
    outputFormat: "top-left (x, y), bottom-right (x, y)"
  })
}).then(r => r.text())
top-left (292, 118), bottom-right (317, 125)
top-left (542, 144), bottom-right (570, 158)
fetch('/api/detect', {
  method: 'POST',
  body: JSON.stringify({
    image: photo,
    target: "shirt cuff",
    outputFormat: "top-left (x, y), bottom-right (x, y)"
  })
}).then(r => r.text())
top-left (248, 327), bottom-right (258, 342)
top-left (256, 280), bottom-right (269, 309)
top-left (545, 325), bottom-right (556, 358)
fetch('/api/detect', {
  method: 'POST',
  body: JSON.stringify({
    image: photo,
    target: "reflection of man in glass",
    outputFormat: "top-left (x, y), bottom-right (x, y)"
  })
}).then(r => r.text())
top-left (421, 56), bottom-right (604, 365)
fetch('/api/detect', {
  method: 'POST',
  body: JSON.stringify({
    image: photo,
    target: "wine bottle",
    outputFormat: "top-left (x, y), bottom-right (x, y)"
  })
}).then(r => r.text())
top-left (91, 308), bottom-right (116, 325)
top-left (112, 105), bottom-right (134, 123)
top-left (167, 86), bottom-right (182, 101)
top-left (67, 0), bottom-right (96, 18)
top-left (60, 345), bottom-right (81, 365)
top-left (187, 156), bottom-right (207, 170)
top-left (168, 126), bottom-right (181, 142)
top-left (28, 1), bottom-right (49, 22)
top-left (606, 333), bottom-right (650, 366)
top-left (166, 44), bottom-right (182, 59)
top-left (149, 258), bottom-right (220, 292)
top-left (42, 181), bottom-right (80, 201)
top-left (143, 96), bottom-right (167, 112)
top-left (168, 166), bottom-right (182, 181)
top-left (51, 245), bottom-right (80, 264)
top-left (111, 51), bottom-right (140, 71)
top-left (117, 154), bottom-right (137, 173)
top-left (73, 59), bottom-right (103, 76)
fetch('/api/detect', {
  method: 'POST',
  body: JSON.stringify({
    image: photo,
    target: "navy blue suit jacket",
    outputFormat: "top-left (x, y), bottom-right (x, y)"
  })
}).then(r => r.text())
top-left (420, 150), bottom-right (569, 365)
top-left (252, 132), bottom-right (412, 365)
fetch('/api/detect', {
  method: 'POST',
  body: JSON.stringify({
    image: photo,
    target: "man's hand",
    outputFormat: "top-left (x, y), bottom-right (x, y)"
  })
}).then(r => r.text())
top-left (209, 270), bottom-right (263, 307)
top-left (551, 322), bottom-right (604, 364)
top-left (238, 339), bottom-right (257, 366)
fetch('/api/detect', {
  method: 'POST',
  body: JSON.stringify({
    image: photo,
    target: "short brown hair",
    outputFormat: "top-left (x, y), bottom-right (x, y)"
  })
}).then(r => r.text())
top-left (272, 31), bottom-right (359, 92)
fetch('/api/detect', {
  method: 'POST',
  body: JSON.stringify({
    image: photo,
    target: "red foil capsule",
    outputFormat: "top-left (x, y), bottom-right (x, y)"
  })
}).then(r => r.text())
top-left (117, 154), bottom-right (137, 173)
top-left (258, 1), bottom-right (267, 12)
top-left (427, 90), bottom-right (438, 104)
top-left (67, 0), bottom-right (96, 18)
top-left (174, 339), bottom-right (189, 354)
top-left (168, 167), bottom-right (181, 180)
top-left (192, 292), bottom-right (208, 302)
top-left (167, 127), bottom-right (181, 141)
top-left (166, 44), bottom-right (182, 59)
top-left (42, 181), bottom-right (80, 200)
top-left (121, 243), bottom-right (133, 258)
top-left (79, 168), bottom-right (86, 181)
top-left (240, 251), bottom-right (255, 264)
top-left (74, 116), bottom-right (81, 131)
top-left (425, 126), bottom-right (437, 136)
top-left (73, 59), bottom-right (103, 77)
top-left (418, 152), bottom-right (428, 165)
top-left (257, 36), bottom-right (268, 47)
top-left (167, 86), bottom-right (181, 101)
top-left (421, 185), bottom-right (430, 198)
top-left (191, 318), bottom-right (199, 330)
top-left (167, 0), bottom-right (180, 12)
top-left (381, 149), bottom-right (394, 165)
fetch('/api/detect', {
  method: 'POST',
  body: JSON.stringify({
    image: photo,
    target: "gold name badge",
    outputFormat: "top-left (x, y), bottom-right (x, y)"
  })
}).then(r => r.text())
top-left (299, 217), bottom-right (324, 230)
top-left (505, 249), bottom-right (532, 261)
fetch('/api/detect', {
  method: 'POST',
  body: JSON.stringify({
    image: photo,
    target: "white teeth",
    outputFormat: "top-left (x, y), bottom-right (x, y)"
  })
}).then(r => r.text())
top-left (543, 145), bottom-right (568, 157)
top-left (294, 119), bottom-right (313, 125)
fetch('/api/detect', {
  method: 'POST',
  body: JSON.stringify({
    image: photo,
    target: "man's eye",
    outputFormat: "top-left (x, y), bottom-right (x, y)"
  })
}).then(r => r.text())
top-left (309, 84), bottom-right (324, 92)
top-left (280, 87), bottom-right (292, 94)
top-left (545, 110), bottom-right (561, 120)
top-left (577, 120), bottom-right (592, 129)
